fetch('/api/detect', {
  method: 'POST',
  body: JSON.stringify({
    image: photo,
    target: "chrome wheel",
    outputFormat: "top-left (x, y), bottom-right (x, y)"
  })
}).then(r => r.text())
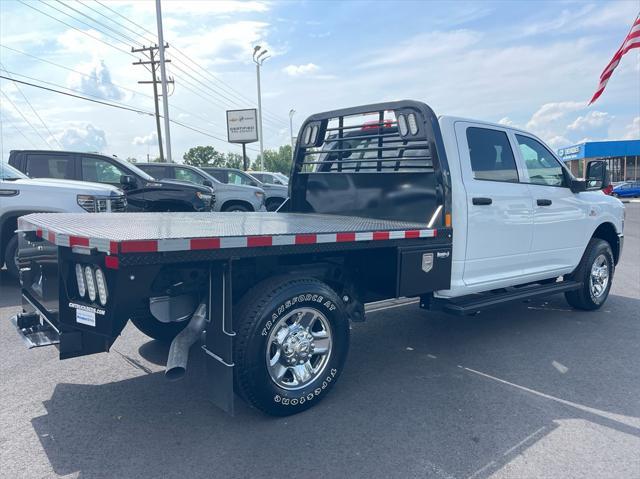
top-left (266, 307), bottom-right (332, 390)
top-left (589, 254), bottom-right (609, 299)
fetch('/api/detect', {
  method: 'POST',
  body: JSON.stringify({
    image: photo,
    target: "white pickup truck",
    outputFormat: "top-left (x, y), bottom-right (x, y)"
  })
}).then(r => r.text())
top-left (12, 101), bottom-right (624, 416)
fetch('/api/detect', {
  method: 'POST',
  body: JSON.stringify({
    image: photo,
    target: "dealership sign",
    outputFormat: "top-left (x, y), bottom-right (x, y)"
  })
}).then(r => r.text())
top-left (557, 144), bottom-right (583, 161)
top-left (226, 109), bottom-right (259, 144)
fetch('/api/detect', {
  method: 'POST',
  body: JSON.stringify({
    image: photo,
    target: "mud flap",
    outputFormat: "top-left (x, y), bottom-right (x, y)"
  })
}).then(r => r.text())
top-left (203, 261), bottom-right (236, 415)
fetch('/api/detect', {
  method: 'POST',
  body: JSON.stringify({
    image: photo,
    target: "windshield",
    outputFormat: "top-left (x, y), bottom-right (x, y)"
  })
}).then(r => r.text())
top-left (0, 163), bottom-right (28, 180)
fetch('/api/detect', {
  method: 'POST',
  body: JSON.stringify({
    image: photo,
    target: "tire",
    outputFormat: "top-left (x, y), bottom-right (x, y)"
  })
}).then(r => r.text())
top-left (234, 276), bottom-right (350, 416)
top-left (130, 314), bottom-right (188, 343)
top-left (265, 198), bottom-right (284, 212)
top-left (4, 234), bottom-right (19, 279)
top-left (223, 203), bottom-right (250, 212)
top-left (564, 238), bottom-right (614, 310)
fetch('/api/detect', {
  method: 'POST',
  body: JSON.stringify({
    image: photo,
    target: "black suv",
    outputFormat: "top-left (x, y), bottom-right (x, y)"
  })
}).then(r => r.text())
top-left (9, 150), bottom-right (214, 212)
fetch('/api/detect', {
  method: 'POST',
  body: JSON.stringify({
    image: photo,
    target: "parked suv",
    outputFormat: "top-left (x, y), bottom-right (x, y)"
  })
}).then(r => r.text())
top-left (138, 163), bottom-right (266, 212)
top-left (202, 167), bottom-right (287, 211)
top-left (0, 163), bottom-right (125, 278)
top-left (9, 150), bottom-right (214, 212)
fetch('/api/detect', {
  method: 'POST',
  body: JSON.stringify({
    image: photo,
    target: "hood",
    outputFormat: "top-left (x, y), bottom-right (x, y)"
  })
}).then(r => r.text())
top-left (220, 183), bottom-right (265, 194)
top-left (9, 178), bottom-right (123, 195)
top-left (260, 183), bottom-right (288, 194)
top-left (151, 178), bottom-right (213, 193)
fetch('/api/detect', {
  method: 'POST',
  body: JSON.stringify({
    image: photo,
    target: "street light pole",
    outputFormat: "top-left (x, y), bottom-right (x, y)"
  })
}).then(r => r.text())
top-left (253, 45), bottom-right (269, 170)
top-left (289, 109), bottom-right (296, 160)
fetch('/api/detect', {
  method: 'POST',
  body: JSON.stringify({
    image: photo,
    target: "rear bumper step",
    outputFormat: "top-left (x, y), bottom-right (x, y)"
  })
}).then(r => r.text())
top-left (432, 281), bottom-right (582, 315)
top-left (10, 312), bottom-right (60, 348)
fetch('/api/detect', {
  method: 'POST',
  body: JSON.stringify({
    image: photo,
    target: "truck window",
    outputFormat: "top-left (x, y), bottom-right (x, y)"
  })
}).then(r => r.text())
top-left (81, 157), bottom-right (128, 184)
top-left (175, 167), bottom-right (205, 185)
top-left (228, 171), bottom-right (256, 186)
top-left (26, 155), bottom-right (73, 179)
top-left (515, 135), bottom-right (565, 187)
top-left (140, 165), bottom-right (166, 179)
top-left (466, 127), bottom-right (519, 183)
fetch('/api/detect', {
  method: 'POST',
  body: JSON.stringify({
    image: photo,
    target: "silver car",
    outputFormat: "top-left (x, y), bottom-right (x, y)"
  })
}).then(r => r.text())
top-left (138, 163), bottom-right (265, 212)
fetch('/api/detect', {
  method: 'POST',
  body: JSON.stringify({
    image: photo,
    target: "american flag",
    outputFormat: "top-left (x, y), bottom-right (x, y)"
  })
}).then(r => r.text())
top-left (589, 13), bottom-right (640, 105)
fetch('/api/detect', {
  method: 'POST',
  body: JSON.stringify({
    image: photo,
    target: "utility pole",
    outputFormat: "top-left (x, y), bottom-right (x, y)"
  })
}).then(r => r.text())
top-left (155, 0), bottom-right (172, 162)
top-left (132, 44), bottom-right (173, 161)
top-left (289, 109), bottom-right (296, 161)
top-left (253, 45), bottom-right (270, 170)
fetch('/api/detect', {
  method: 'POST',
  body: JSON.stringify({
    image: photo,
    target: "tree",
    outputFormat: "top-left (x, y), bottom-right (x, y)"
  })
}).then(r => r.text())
top-left (183, 146), bottom-right (225, 167)
top-left (259, 145), bottom-right (292, 174)
top-left (223, 152), bottom-right (244, 170)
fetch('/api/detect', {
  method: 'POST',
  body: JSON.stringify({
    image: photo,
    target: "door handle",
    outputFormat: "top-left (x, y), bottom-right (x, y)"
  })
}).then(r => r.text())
top-left (472, 197), bottom-right (492, 205)
top-left (537, 199), bottom-right (552, 206)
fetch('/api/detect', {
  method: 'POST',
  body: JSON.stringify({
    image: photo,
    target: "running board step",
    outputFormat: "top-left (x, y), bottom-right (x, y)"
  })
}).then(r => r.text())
top-left (11, 312), bottom-right (60, 348)
top-left (433, 281), bottom-right (582, 316)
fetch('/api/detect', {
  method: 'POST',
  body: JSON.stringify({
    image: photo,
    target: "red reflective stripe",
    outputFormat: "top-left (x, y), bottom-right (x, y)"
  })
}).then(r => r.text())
top-left (295, 234), bottom-right (317, 245)
top-left (433, 229), bottom-right (438, 237)
top-left (120, 240), bottom-right (158, 253)
top-left (69, 236), bottom-right (90, 247)
top-left (336, 232), bottom-right (356, 242)
top-left (247, 236), bottom-right (273, 247)
top-left (404, 230), bottom-right (420, 239)
top-left (109, 242), bottom-right (119, 254)
top-left (190, 237), bottom-right (220, 250)
top-left (104, 255), bottom-right (119, 270)
top-left (36, 229), bottom-right (43, 238)
top-left (47, 231), bottom-right (55, 243)
top-left (372, 231), bottom-right (389, 241)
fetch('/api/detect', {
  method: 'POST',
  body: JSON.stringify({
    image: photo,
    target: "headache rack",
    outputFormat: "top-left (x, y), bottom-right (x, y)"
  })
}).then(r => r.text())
top-left (288, 100), bottom-right (451, 225)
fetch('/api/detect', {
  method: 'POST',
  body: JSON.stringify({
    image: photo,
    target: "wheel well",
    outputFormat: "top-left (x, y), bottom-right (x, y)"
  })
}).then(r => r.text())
top-left (221, 200), bottom-right (254, 211)
top-left (0, 216), bottom-right (19, 265)
top-left (592, 222), bottom-right (620, 264)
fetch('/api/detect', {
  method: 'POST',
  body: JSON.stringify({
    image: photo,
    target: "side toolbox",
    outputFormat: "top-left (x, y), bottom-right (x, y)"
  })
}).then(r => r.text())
top-left (396, 244), bottom-right (452, 297)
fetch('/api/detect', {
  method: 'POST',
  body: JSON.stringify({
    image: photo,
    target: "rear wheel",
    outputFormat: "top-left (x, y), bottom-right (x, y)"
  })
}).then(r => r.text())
top-left (234, 276), bottom-right (350, 416)
top-left (222, 203), bottom-right (250, 212)
top-left (4, 234), bottom-right (19, 279)
top-left (565, 238), bottom-right (614, 310)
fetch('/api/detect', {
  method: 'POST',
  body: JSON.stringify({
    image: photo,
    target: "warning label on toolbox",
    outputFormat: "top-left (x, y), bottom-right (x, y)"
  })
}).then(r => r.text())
top-left (75, 308), bottom-right (96, 327)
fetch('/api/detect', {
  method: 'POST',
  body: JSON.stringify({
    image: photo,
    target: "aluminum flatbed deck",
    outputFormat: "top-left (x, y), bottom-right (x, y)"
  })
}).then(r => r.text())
top-left (18, 212), bottom-right (439, 258)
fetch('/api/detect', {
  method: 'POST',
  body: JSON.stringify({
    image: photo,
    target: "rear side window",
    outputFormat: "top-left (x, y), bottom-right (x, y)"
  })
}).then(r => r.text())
top-left (175, 167), bottom-right (205, 185)
top-left (140, 165), bottom-right (166, 179)
top-left (516, 135), bottom-right (566, 187)
top-left (466, 127), bottom-right (519, 183)
top-left (26, 155), bottom-right (73, 179)
top-left (206, 170), bottom-right (227, 183)
top-left (81, 157), bottom-right (128, 183)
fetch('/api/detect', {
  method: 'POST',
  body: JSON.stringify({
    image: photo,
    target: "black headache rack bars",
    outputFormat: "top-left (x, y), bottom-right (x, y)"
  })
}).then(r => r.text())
top-left (288, 100), bottom-right (452, 227)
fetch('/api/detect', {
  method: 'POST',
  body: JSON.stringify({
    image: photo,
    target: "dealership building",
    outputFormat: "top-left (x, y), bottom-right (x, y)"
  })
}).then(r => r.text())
top-left (557, 139), bottom-right (640, 183)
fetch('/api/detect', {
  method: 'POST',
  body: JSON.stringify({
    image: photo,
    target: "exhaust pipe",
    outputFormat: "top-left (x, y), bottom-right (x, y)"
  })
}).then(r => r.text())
top-left (165, 303), bottom-right (207, 381)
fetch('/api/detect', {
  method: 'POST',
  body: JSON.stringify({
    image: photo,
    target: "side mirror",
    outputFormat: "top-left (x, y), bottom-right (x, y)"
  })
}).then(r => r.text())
top-left (202, 179), bottom-right (213, 188)
top-left (120, 175), bottom-right (136, 188)
top-left (569, 179), bottom-right (586, 193)
top-left (585, 160), bottom-right (609, 191)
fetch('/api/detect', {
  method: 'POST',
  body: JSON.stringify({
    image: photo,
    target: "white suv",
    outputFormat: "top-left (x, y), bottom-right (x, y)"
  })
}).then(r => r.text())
top-left (0, 163), bottom-right (125, 278)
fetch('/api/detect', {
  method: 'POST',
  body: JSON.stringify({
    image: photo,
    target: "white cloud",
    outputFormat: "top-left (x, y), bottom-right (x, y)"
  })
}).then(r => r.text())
top-left (52, 124), bottom-right (107, 152)
top-left (123, 0), bottom-right (268, 16)
top-left (498, 117), bottom-right (516, 127)
top-left (133, 131), bottom-right (158, 146)
top-left (67, 59), bottom-right (125, 101)
top-left (283, 63), bottom-right (320, 76)
top-left (567, 111), bottom-right (613, 132)
top-left (624, 117), bottom-right (640, 140)
top-left (526, 102), bottom-right (585, 132)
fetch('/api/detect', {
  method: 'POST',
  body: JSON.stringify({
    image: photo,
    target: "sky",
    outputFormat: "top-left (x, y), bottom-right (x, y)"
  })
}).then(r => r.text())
top-left (0, 0), bottom-right (639, 164)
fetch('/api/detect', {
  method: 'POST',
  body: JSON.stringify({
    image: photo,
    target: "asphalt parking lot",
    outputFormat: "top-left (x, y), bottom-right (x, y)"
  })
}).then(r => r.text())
top-left (1, 204), bottom-right (638, 479)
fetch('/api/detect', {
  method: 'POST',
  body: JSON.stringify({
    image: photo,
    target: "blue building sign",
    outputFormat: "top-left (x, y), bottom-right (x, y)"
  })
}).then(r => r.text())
top-left (557, 139), bottom-right (640, 161)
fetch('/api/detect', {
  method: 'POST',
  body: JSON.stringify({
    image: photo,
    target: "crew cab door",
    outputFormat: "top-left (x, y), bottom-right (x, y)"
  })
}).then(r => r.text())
top-left (513, 134), bottom-right (587, 273)
top-left (79, 156), bottom-right (147, 211)
top-left (455, 122), bottom-right (533, 286)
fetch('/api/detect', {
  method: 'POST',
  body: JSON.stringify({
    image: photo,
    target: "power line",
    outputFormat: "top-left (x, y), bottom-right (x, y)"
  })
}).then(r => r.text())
top-left (0, 63), bottom-right (63, 149)
top-left (6, 120), bottom-right (40, 150)
top-left (52, 0), bottom-right (144, 48)
top-left (80, 0), bottom-right (156, 45)
top-left (90, 0), bottom-right (289, 125)
top-left (0, 89), bottom-right (51, 148)
top-left (0, 74), bottom-right (251, 148)
top-left (17, 0), bottom-right (137, 59)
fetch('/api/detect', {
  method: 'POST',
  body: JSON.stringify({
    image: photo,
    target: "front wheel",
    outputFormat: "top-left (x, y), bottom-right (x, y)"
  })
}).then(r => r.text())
top-left (4, 234), bottom-right (19, 279)
top-left (233, 276), bottom-right (350, 416)
top-left (565, 238), bottom-right (614, 310)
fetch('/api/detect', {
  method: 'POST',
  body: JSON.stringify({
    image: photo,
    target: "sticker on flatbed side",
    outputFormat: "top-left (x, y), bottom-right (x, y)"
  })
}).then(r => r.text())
top-left (68, 302), bottom-right (105, 316)
top-left (75, 308), bottom-right (96, 327)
